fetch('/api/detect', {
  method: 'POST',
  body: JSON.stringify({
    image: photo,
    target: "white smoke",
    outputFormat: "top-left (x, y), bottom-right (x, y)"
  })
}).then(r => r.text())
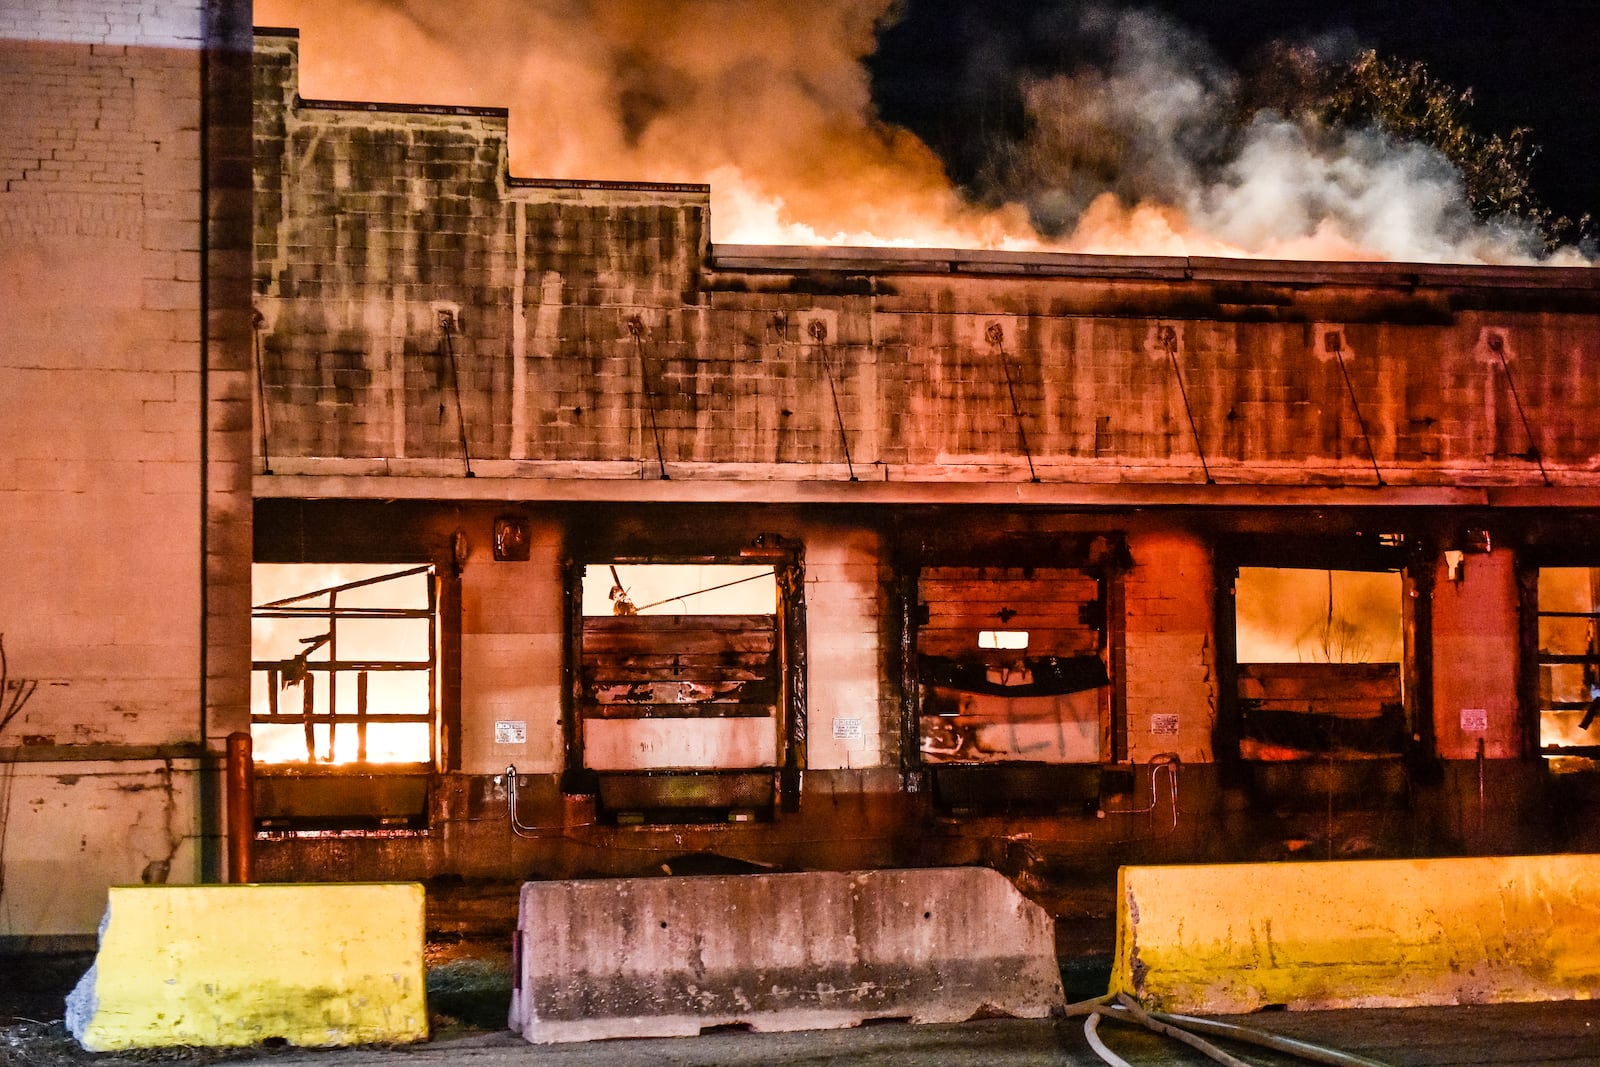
top-left (985, 7), bottom-right (1580, 264)
top-left (255, 0), bottom-right (1587, 264)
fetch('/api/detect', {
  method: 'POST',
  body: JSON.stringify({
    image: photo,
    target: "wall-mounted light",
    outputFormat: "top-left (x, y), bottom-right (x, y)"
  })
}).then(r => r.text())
top-left (494, 516), bottom-right (530, 562)
top-left (1445, 549), bottom-right (1466, 584)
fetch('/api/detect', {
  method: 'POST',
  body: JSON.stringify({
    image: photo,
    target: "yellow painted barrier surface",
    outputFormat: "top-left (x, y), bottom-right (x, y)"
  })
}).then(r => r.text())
top-left (66, 883), bottom-right (427, 1051)
top-left (1115, 854), bottom-right (1600, 1014)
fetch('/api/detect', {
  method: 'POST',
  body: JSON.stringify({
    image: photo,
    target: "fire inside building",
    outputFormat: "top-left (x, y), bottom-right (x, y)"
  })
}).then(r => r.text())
top-left (4, 3), bottom-right (1600, 980)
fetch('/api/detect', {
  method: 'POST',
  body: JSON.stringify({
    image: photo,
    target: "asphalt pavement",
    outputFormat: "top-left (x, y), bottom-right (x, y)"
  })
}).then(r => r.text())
top-left (202, 1001), bottom-right (1600, 1067)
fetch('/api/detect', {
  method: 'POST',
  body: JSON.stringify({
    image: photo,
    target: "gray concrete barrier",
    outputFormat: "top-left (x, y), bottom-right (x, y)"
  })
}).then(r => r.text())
top-left (510, 866), bottom-right (1064, 1043)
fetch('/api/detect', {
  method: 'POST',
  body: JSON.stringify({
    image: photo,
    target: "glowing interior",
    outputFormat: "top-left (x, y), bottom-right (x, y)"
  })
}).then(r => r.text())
top-left (1235, 568), bottom-right (1403, 664)
top-left (251, 563), bottom-right (436, 765)
top-left (583, 563), bottom-right (776, 616)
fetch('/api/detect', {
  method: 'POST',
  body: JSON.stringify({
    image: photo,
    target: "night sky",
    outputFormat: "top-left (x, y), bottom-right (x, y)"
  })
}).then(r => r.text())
top-left (870, 0), bottom-right (1600, 227)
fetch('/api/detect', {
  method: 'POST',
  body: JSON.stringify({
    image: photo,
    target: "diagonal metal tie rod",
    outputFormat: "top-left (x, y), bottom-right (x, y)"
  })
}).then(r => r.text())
top-left (986, 322), bottom-right (1039, 482)
top-left (251, 308), bottom-right (272, 475)
top-left (1159, 325), bottom-right (1214, 484)
top-left (439, 310), bottom-right (474, 478)
top-left (1487, 332), bottom-right (1551, 486)
top-left (1325, 332), bottom-right (1384, 487)
top-left (628, 316), bottom-right (670, 480)
top-left (807, 318), bottom-right (857, 481)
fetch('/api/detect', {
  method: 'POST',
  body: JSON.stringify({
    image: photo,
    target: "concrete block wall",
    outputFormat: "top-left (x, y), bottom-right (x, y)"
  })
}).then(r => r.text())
top-left (0, 760), bottom-right (202, 941)
top-left (0, 0), bottom-right (253, 942)
top-left (253, 31), bottom-right (1600, 488)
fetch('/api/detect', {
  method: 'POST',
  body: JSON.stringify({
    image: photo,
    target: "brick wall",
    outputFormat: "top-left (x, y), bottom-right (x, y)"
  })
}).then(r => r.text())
top-left (0, 0), bottom-right (252, 941)
top-left (1123, 530), bottom-right (1216, 763)
top-left (1432, 550), bottom-right (1520, 760)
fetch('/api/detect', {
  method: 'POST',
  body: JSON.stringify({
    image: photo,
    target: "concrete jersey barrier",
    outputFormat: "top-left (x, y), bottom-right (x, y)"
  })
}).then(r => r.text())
top-left (66, 883), bottom-right (428, 1051)
top-left (510, 866), bottom-right (1065, 1043)
top-left (1114, 853), bottom-right (1600, 1013)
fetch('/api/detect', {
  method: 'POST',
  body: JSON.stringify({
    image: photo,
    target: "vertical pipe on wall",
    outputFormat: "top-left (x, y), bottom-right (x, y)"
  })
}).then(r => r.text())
top-left (225, 732), bottom-right (254, 883)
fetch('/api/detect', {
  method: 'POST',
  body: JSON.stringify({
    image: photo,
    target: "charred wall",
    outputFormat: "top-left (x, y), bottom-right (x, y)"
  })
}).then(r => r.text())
top-left (253, 34), bottom-right (1600, 489)
top-left (243, 28), bottom-right (1600, 919)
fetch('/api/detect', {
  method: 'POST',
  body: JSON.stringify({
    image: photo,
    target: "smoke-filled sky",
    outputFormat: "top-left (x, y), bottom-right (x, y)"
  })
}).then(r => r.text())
top-left (255, 0), bottom-right (1597, 264)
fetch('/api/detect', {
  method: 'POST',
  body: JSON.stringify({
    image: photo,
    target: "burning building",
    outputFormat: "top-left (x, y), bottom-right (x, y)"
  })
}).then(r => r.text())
top-left (3, 2), bottom-right (1600, 954)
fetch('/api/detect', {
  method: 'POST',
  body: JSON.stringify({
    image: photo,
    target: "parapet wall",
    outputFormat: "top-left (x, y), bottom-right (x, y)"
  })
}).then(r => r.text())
top-left (252, 31), bottom-right (1600, 495)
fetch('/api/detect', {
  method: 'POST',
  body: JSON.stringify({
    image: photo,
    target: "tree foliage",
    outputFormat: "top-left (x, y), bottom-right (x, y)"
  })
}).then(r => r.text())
top-left (1251, 46), bottom-right (1587, 251)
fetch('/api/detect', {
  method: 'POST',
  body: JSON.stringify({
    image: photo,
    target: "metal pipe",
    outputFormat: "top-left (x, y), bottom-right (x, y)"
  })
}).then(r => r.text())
top-left (1149, 1011), bottom-right (1394, 1067)
top-left (225, 732), bottom-right (254, 883)
top-left (505, 764), bottom-right (549, 838)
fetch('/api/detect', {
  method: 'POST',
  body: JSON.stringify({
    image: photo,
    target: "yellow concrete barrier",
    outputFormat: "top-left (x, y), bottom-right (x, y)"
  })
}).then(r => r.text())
top-left (66, 883), bottom-right (427, 1051)
top-left (1114, 854), bottom-right (1600, 1013)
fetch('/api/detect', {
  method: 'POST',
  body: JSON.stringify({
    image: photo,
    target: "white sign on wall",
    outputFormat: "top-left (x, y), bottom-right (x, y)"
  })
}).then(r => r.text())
top-left (832, 717), bottom-right (863, 741)
top-left (1460, 708), bottom-right (1489, 734)
top-left (494, 720), bottom-right (527, 745)
top-left (1150, 714), bottom-right (1180, 736)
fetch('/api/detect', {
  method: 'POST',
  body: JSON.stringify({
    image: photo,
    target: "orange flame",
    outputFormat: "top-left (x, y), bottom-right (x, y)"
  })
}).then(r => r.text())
top-left (255, 1), bottom-right (1583, 264)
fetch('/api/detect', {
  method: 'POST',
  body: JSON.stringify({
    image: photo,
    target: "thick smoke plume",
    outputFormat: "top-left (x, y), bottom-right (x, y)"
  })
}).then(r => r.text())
top-left (256, 0), bottom-right (1584, 263)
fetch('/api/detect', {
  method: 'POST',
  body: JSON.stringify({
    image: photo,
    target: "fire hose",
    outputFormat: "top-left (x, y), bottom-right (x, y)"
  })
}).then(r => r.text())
top-left (1066, 992), bottom-right (1391, 1067)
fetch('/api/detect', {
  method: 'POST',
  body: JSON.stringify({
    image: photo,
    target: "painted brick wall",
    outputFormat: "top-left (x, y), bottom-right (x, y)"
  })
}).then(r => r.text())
top-left (1123, 530), bottom-right (1217, 763)
top-left (458, 521), bottom-right (566, 776)
top-left (0, 0), bottom-right (253, 941)
top-left (1432, 550), bottom-right (1521, 760)
top-left (803, 525), bottom-right (892, 772)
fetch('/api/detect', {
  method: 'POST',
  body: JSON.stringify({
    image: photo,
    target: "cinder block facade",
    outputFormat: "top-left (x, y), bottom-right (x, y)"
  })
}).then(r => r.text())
top-left (4, 11), bottom-right (1600, 948)
top-left (243, 27), bottom-right (1600, 908)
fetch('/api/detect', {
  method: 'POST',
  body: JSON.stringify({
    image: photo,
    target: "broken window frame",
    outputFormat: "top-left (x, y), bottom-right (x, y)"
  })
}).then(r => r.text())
top-left (1213, 532), bottom-right (1429, 766)
top-left (1522, 562), bottom-right (1600, 760)
top-left (561, 549), bottom-right (808, 818)
top-left (895, 530), bottom-right (1130, 811)
top-left (250, 564), bottom-right (441, 768)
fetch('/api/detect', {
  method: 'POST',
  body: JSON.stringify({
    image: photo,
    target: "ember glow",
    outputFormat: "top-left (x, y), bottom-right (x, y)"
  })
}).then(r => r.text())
top-left (251, 564), bottom-right (436, 764)
top-left (1235, 568), bottom-right (1402, 665)
top-left (256, 0), bottom-right (1585, 263)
